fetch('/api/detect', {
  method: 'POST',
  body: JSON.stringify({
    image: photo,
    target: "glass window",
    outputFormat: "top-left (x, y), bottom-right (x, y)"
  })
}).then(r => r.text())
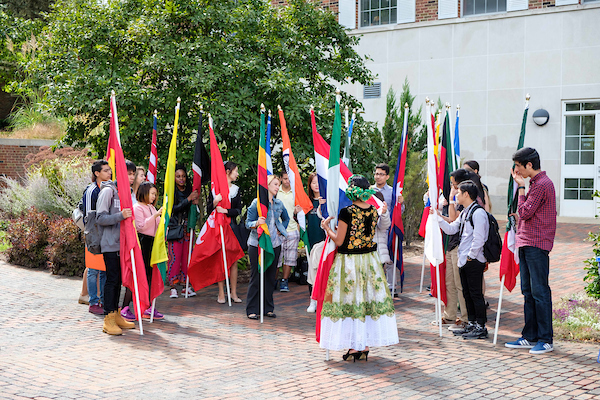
top-left (564, 115), bottom-right (595, 166)
top-left (564, 178), bottom-right (595, 201)
top-left (464, 0), bottom-right (507, 16)
top-left (566, 103), bottom-right (580, 111)
top-left (361, 0), bottom-right (397, 26)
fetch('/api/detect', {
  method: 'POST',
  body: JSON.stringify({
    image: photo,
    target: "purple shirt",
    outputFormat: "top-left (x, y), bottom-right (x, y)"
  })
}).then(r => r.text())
top-left (516, 171), bottom-right (557, 252)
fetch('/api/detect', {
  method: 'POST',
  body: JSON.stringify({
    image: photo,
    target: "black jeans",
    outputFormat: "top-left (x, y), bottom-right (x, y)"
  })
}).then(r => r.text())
top-left (459, 259), bottom-right (487, 326)
top-left (102, 251), bottom-right (121, 314)
top-left (246, 245), bottom-right (281, 316)
top-left (519, 246), bottom-right (553, 344)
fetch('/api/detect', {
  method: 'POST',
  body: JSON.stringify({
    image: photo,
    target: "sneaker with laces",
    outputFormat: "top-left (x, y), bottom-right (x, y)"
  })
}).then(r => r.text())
top-left (170, 288), bottom-right (178, 298)
top-left (280, 279), bottom-right (289, 292)
top-left (120, 306), bottom-right (136, 322)
top-left (448, 321), bottom-right (467, 332)
top-left (182, 287), bottom-right (196, 297)
top-left (89, 304), bottom-right (104, 315)
top-left (143, 308), bottom-right (164, 320)
top-left (452, 321), bottom-right (475, 336)
top-left (306, 299), bottom-right (317, 313)
top-left (505, 337), bottom-right (536, 349)
top-left (78, 294), bottom-right (90, 305)
top-left (529, 342), bottom-right (553, 354)
top-left (462, 323), bottom-right (488, 339)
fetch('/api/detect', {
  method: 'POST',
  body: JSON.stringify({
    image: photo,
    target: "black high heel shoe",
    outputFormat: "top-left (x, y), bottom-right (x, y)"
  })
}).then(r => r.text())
top-left (342, 350), bottom-right (363, 362)
top-left (360, 350), bottom-right (369, 361)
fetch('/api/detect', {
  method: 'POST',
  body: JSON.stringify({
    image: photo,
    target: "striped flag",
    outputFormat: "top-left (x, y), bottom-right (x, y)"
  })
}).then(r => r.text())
top-left (188, 108), bottom-right (210, 231)
top-left (188, 115), bottom-right (245, 290)
top-left (342, 106), bottom-right (354, 172)
top-left (279, 106), bottom-right (313, 253)
top-left (150, 98), bottom-right (180, 283)
top-left (106, 93), bottom-right (150, 314)
top-left (389, 103), bottom-right (409, 292)
top-left (257, 106), bottom-right (274, 271)
top-left (266, 110), bottom-right (274, 176)
top-left (499, 97), bottom-right (529, 292)
top-left (147, 111), bottom-right (158, 184)
top-left (453, 106), bottom-right (460, 168)
top-left (326, 93), bottom-right (342, 226)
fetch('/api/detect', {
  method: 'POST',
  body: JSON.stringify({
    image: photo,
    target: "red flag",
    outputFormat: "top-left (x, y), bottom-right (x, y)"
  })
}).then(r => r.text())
top-left (187, 115), bottom-right (244, 290)
top-left (430, 258), bottom-right (448, 306)
top-left (312, 237), bottom-right (337, 342)
top-left (499, 230), bottom-right (519, 292)
top-left (106, 95), bottom-right (150, 317)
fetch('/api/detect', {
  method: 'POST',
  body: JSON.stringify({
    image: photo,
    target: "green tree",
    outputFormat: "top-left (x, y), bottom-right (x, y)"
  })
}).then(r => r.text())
top-left (15, 0), bottom-right (373, 203)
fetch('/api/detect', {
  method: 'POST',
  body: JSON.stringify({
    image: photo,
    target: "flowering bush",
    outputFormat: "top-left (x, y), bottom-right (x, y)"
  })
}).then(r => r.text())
top-left (584, 230), bottom-right (600, 299)
top-left (553, 292), bottom-right (600, 342)
top-left (45, 217), bottom-right (85, 277)
top-left (6, 207), bottom-right (50, 268)
top-left (0, 147), bottom-right (92, 218)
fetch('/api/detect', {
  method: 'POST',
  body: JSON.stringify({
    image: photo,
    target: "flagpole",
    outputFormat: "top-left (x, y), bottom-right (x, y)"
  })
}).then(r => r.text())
top-left (260, 248), bottom-right (264, 324)
top-left (420, 253), bottom-right (426, 293)
top-left (391, 235), bottom-right (398, 298)
top-left (219, 225), bottom-right (232, 307)
top-left (150, 298), bottom-right (156, 323)
top-left (130, 248), bottom-right (144, 335)
top-left (185, 230), bottom-right (194, 299)
top-left (435, 262), bottom-right (442, 337)
top-left (493, 276), bottom-right (506, 345)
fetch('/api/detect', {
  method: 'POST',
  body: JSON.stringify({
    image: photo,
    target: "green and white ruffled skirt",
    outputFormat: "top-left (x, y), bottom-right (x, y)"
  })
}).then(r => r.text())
top-left (320, 251), bottom-right (399, 351)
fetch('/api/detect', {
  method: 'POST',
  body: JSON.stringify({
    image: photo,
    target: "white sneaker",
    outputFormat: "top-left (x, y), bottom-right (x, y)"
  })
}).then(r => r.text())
top-left (182, 287), bottom-right (196, 297)
top-left (170, 288), bottom-right (178, 298)
top-left (306, 299), bottom-right (317, 313)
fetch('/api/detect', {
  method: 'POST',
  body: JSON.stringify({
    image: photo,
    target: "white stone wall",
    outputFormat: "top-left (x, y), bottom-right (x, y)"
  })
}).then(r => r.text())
top-left (344, 5), bottom-right (600, 215)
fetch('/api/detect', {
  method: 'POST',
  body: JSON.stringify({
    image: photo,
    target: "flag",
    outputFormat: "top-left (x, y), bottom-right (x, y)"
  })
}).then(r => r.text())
top-left (342, 106), bottom-right (354, 172)
top-left (106, 94), bottom-right (150, 313)
top-left (187, 115), bottom-right (245, 290)
top-left (257, 105), bottom-right (274, 271)
top-left (388, 103), bottom-right (409, 292)
top-left (279, 106), bottom-right (313, 253)
top-left (499, 97), bottom-right (529, 292)
top-left (147, 111), bottom-right (158, 184)
top-left (150, 99), bottom-right (180, 283)
top-left (326, 93), bottom-right (342, 225)
top-left (266, 110), bottom-right (274, 176)
top-left (424, 99), bottom-right (445, 304)
top-left (453, 106), bottom-right (460, 168)
top-left (418, 104), bottom-right (438, 237)
top-left (438, 106), bottom-right (452, 203)
top-left (189, 108), bottom-right (210, 230)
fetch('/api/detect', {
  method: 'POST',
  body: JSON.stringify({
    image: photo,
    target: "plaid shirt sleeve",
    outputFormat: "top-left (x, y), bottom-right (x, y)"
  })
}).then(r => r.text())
top-left (517, 183), bottom-right (545, 221)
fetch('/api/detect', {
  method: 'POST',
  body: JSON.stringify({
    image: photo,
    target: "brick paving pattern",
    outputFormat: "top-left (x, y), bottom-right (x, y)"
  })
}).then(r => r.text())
top-left (0, 222), bottom-right (599, 399)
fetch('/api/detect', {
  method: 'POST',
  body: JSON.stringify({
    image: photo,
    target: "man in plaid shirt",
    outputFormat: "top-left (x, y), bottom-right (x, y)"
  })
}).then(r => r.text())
top-left (505, 147), bottom-right (557, 354)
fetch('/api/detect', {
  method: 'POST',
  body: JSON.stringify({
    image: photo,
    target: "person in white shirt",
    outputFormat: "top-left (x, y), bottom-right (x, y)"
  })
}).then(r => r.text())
top-left (433, 180), bottom-right (489, 340)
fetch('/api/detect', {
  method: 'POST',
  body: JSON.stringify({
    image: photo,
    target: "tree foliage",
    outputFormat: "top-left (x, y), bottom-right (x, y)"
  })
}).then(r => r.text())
top-left (15, 0), bottom-right (373, 203)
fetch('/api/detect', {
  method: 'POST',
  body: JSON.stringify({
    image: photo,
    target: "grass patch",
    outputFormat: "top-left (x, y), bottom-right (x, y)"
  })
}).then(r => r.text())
top-left (553, 292), bottom-right (600, 342)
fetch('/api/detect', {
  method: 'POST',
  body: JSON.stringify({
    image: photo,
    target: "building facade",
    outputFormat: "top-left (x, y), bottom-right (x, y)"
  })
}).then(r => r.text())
top-left (274, 0), bottom-right (600, 217)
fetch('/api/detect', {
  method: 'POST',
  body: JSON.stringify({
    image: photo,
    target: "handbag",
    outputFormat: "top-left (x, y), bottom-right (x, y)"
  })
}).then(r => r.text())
top-left (166, 217), bottom-right (185, 241)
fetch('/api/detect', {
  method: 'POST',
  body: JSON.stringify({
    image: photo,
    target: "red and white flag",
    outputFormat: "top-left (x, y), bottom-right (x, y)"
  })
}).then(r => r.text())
top-left (147, 111), bottom-right (158, 184)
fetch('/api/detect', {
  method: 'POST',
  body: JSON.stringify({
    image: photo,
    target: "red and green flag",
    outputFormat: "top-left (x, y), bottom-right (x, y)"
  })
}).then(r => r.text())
top-left (257, 105), bottom-right (274, 271)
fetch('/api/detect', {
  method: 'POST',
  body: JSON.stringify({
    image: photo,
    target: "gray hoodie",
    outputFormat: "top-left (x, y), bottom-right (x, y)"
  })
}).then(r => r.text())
top-left (96, 180), bottom-right (125, 253)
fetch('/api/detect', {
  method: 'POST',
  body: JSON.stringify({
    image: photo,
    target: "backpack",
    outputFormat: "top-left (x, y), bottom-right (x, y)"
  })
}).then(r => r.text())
top-left (465, 204), bottom-right (502, 263)
top-left (72, 201), bottom-right (85, 231)
top-left (84, 210), bottom-right (102, 254)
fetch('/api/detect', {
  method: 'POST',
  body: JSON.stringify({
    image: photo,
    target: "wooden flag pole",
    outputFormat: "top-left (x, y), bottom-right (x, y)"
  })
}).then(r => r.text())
top-left (391, 235), bottom-right (399, 298)
top-left (130, 249), bottom-right (144, 335)
top-left (493, 276), bottom-right (506, 345)
top-left (219, 225), bottom-right (232, 307)
top-left (435, 262), bottom-right (442, 337)
top-left (185, 229), bottom-right (194, 299)
top-left (260, 249), bottom-right (264, 324)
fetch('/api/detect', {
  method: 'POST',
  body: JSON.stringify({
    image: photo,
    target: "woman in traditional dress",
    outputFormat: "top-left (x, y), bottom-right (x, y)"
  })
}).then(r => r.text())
top-left (319, 175), bottom-right (399, 361)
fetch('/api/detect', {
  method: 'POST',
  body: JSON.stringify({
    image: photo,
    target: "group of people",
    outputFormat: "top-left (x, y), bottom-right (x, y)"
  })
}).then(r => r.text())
top-left (76, 146), bottom-right (558, 359)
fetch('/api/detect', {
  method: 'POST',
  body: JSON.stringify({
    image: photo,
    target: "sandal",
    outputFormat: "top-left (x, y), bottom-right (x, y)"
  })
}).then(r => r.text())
top-left (232, 297), bottom-right (242, 303)
top-left (247, 314), bottom-right (258, 320)
top-left (217, 298), bottom-right (226, 304)
top-left (266, 312), bottom-right (276, 318)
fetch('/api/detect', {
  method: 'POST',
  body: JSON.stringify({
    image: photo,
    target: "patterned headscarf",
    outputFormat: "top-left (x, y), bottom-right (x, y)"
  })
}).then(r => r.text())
top-left (345, 174), bottom-right (376, 202)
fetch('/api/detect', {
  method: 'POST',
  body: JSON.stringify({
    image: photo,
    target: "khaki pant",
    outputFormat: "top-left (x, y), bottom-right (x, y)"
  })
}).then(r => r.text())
top-left (443, 248), bottom-right (468, 322)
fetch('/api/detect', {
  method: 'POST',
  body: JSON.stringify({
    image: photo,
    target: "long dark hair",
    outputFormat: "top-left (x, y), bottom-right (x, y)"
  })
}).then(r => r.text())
top-left (175, 163), bottom-right (192, 193)
top-left (307, 172), bottom-right (318, 200)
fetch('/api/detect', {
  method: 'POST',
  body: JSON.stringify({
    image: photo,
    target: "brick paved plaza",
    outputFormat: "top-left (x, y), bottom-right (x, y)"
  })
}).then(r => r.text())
top-left (1, 222), bottom-right (600, 400)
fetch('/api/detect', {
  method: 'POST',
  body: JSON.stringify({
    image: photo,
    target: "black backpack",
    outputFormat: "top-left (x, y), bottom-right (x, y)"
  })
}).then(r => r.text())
top-left (465, 204), bottom-right (502, 263)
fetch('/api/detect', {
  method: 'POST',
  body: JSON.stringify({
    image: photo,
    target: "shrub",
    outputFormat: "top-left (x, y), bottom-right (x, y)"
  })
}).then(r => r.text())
top-left (6, 207), bottom-right (49, 268)
top-left (584, 229), bottom-right (600, 299)
top-left (45, 217), bottom-right (85, 277)
top-left (553, 292), bottom-right (600, 342)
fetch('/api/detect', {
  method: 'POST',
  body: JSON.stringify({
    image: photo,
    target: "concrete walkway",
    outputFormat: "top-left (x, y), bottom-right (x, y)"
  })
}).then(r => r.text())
top-left (0, 222), bottom-right (599, 399)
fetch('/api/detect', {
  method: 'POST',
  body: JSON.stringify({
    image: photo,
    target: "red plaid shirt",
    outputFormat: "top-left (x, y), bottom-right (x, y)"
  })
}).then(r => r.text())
top-left (516, 171), bottom-right (557, 252)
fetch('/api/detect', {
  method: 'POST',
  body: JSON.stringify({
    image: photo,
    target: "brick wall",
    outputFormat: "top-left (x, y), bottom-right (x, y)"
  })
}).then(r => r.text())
top-left (0, 139), bottom-right (56, 182)
top-left (416, 0), bottom-right (439, 22)
top-left (529, 0), bottom-right (558, 9)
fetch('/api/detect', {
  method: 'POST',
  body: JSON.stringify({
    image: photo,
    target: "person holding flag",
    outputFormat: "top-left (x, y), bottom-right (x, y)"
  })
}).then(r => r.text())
top-left (305, 172), bottom-right (327, 313)
top-left (319, 175), bottom-right (399, 361)
top-left (245, 175), bottom-right (289, 320)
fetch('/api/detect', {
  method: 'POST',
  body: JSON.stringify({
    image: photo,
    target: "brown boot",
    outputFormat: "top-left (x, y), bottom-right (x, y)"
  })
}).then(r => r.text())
top-left (115, 308), bottom-right (135, 329)
top-left (103, 312), bottom-right (123, 335)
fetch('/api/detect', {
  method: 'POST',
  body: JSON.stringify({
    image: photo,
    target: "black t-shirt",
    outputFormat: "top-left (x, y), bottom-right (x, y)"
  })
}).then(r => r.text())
top-left (337, 204), bottom-right (378, 254)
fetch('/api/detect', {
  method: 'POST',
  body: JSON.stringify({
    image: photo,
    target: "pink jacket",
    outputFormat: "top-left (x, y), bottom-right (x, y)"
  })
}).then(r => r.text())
top-left (134, 203), bottom-right (159, 237)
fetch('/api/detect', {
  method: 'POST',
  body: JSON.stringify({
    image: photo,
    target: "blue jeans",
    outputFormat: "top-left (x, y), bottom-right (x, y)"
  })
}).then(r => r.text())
top-left (87, 268), bottom-right (106, 306)
top-left (519, 246), bottom-right (553, 344)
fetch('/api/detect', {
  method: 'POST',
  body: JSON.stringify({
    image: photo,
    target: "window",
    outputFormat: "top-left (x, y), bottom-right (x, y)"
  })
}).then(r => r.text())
top-left (463, 0), bottom-right (507, 16)
top-left (361, 0), bottom-right (397, 27)
top-left (565, 115), bottom-right (595, 165)
top-left (363, 83), bottom-right (382, 99)
top-left (564, 178), bottom-right (594, 200)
